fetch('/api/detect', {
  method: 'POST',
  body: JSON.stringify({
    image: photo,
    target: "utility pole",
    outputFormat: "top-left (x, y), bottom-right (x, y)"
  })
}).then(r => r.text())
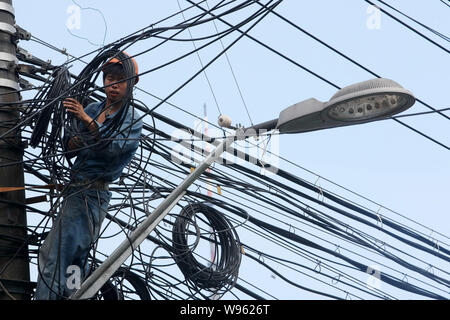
top-left (0, 0), bottom-right (31, 300)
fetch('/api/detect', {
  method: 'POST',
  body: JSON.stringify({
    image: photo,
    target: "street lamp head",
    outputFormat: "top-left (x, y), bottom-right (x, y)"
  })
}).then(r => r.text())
top-left (276, 78), bottom-right (415, 134)
top-left (323, 78), bottom-right (415, 122)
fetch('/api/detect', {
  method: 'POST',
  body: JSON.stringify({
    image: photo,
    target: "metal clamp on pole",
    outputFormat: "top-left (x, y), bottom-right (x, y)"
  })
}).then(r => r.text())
top-left (16, 46), bottom-right (53, 70)
top-left (0, 2), bottom-right (14, 15)
top-left (14, 25), bottom-right (31, 41)
top-left (0, 22), bottom-right (15, 35)
top-left (0, 78), bottom-right (19, 90)
top-left (0, 2), bottom-right (15, 35)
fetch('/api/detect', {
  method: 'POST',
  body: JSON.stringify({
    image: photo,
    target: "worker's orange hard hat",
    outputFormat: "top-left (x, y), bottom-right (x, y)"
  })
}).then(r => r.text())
top-left (102, 51), bottom-right (139, 84)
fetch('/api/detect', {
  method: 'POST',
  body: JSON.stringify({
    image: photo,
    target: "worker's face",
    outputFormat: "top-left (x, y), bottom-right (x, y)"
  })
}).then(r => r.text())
top-left (104, 73), bottom-right (128, 103)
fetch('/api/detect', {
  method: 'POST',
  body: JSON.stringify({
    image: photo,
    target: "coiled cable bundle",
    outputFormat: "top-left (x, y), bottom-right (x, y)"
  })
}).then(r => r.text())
top-left (172, 202), bottom-right (242, 296)
top-left (29, 66), bottom-right (71, 149)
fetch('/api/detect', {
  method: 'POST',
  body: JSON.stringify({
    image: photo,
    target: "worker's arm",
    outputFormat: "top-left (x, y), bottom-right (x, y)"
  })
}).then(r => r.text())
top-left (98, 109), bottom-right (142, 158)
top-left (63, 98), bottom-right (100, 152)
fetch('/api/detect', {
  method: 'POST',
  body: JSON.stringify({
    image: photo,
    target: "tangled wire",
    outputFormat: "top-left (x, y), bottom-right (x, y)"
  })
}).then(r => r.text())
top-left (172, 202), bottom-right (242, 297)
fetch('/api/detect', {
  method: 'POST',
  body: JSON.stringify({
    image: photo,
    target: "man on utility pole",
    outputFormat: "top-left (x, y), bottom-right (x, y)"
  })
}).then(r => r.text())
top-left (35, 52), bottom-right (142, 300)
top-left (0, 0), bottom-right (31, 300)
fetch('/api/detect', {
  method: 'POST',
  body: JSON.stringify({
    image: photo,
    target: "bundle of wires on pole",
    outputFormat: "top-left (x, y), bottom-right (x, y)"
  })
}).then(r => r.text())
top-left (25, 66), bottom-right (72, 180)
top-left (171, 202), bottom-right (242, 297)
top-left (28, 66), bottom-right (71, 149)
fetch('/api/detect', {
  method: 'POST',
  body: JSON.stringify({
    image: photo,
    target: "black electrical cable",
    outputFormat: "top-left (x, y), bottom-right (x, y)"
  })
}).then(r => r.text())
top-left (364, 0), bottom-right (450, 54)
top-left (252, 0), bottom-right (450, 124)
top-left (374, 0), bottom-right (449, 42)
top-left (194, 0), bottom-right (450, 151)
top-left (173, 149), bottom-right (450, 294)
top-left (171, 202), bottom-right (241, 292)
top-left (15, 0), bottom-right (449, 300)
top-left (201, 197), bottom-right (447, 299)
top-left (137, 108), bottom-right (450, 298)
top-left (28, 66), bottom-right (71, 163)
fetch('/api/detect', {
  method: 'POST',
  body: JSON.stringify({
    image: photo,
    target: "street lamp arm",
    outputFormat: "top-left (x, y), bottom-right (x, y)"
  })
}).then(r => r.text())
top-left (245, 118), bottom-right (278, 134)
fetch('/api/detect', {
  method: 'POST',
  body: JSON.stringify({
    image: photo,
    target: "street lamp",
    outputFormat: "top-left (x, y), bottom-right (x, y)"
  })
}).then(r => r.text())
top-left (71, 77), bottom-right (415, 299)
top-left (277, 78), bottom-right (415, 133)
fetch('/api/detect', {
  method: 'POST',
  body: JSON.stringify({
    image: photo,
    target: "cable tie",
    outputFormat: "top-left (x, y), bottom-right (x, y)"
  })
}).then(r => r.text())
top-left (426, 264), bottom-right (435, 275)
top-left (332, 274), bottom-right (340, 285)
top-left (288, 224), bottom-right (295, 234)
top-left (303, 205), bottom-right (310, 216)
top-left (149, 175), bottom-right (154, 187)
top-left (314, 177), bottom-right (324, 202)
top-left (402, 274), bottom-right (408, 283)
top-left (376, 206), bottom-right (383, 229)
top-left (165, 286), bottom-right (173, 298)
top-left (376, 240), bottom-right (386, 251)
top-left (345, 226), bottom-right (354, 236)
top-left (314, 260), bottom-right (321, 273)
top-left (434, 239), bottom-right (440, 252)
top-left (427, 230), bottom-right (441, 252)
top-left (318, 186), bottom-right (324, 202)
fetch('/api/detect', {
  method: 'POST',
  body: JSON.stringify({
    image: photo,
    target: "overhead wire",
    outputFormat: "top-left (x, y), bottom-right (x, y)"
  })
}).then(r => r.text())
top-left (373, 0), bottom-right (449, 42)
top-left (364, 0), bottom-right (450, 54)
top-left (9, 0), bottom-right (449, 300)
top-left (139, 125), bottom-right (448, 298)
top-left (20, 0), bottom-right (288, 300)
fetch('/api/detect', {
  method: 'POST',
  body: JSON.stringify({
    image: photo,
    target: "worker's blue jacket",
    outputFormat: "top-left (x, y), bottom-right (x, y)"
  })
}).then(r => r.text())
top-left (71, 100), bottom-right (143, 183)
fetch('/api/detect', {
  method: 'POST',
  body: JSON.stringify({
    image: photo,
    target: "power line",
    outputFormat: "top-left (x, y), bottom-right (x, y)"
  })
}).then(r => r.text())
top-left (190, 0), bottom-right (450, 152)
top-left (205, 0), bottom-right (255, 127)
top-left (373, 0), bottom-right (449, 42)
top-left (12, 0), bottom-right (450, 300)
top-left (176, 0), bottom-right (223, 116)
top-left (364, 0), bottom-right (450, 54)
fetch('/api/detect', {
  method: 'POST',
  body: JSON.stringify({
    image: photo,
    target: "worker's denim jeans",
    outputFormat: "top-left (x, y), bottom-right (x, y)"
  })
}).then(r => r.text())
top-left (35, 186), bottom-right (111, 300)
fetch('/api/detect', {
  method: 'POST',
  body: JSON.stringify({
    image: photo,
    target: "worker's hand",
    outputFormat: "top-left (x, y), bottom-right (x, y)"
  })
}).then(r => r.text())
top-left (67, 135), bottom-right (83, 152)
top-left (63, 98), bottom-right (89, 123)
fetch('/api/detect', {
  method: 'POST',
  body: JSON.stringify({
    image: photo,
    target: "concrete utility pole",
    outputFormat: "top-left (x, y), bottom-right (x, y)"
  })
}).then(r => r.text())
top-left (0, 0), bottom-right (31, 300)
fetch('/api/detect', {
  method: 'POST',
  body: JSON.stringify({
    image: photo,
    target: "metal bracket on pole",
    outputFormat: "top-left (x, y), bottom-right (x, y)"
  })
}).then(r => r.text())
top-left (18, 77), bottom-right (34, 90)
top-left (0, 52), bottom-right (17, 64)
top-left (16, 46), bottom-right (53, 70)
top-left (14, 25), bottom-right (31, 41)
top-left (0, 22), bottom-right (15, 35)
top-left (70, 134), bottom-right (237, 299)
top-left (0, 2), bottom-right (14, 15)
top-left (0, 78), bottom-right (19, 90)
